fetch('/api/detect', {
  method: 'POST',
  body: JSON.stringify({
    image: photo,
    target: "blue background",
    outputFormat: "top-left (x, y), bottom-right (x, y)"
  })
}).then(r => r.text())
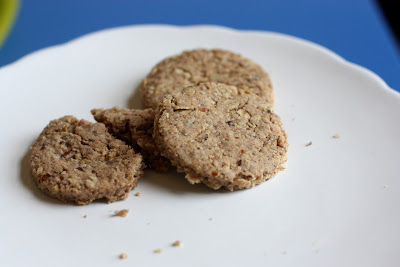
top-left (1, 0), bottom-right (399, 91)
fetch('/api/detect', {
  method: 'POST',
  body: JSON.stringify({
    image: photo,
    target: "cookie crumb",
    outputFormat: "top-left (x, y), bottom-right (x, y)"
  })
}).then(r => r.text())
top-left (332, 133), bottom-right (340, 139)
top-left (209, 217), bottom-right (214, 221)
top-left (172, 240), bottom-right (183, 247)
top-left (135, 192), bottom-right (141, 197)
top-left (154, 248), bottom-right (162, 253)
top-left (114, 209), bottom-right (129, 217)
top-left (119, 253), bottom-right (128, 259)
top-left (305, 141), bottom-right (312, 147)
top-left (83, 215), bottom-right (87, 218)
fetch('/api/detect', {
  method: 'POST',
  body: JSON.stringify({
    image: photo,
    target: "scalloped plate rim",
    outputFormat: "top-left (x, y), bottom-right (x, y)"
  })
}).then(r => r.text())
top-left (1, 24), bottom-right (398, 100)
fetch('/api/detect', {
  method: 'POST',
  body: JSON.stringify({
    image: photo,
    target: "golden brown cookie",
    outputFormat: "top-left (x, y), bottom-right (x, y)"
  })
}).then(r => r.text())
top-left (29, 116), bottom-right (144, 205)
top-left (154, 82), bottom-right (287, 190)
top-left (140, 49), bottom-right (274, 108)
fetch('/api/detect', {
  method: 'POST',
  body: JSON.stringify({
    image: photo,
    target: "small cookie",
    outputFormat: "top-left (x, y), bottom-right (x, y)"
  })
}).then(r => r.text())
top-left (29, 116), bottom-right (144, 205)
top-left (91, 107), bottom-right (170, 172)
top-left (140, 49), bottom-right (273, 108)
top-left (154, 82), bottom-right (287, 190)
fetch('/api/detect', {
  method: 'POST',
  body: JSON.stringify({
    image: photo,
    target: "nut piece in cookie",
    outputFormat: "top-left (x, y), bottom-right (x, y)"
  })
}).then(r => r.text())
top-left (91, 107), bottom-right (170, 172)
top-left (140, 49), bottom-right (274, 108)
top-left (29, 116), bottom-right (144, 205)
top-left (154, 82), bottom-right (288, 191)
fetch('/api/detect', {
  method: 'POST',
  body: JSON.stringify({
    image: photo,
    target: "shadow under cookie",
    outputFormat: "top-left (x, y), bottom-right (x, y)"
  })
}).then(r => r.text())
top-left (127, 82), bottom-right (143, 109)
top-left (141, 167), bottom-right (233, 195)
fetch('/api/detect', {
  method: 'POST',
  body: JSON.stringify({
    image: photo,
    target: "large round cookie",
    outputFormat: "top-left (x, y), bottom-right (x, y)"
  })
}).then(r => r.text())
top-left (91, 107), bottom-right (170, 172)
top-left (140, 49), bottom-right (274, 108)
top-left (154, 82), bottom-right (288, 191)
top-left (29, 116), bottom-right (144, 205)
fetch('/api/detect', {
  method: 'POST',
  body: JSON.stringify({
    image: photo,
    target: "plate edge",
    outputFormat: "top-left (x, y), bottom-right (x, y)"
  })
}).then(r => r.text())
top-left (1, 23), bottom-right (399, 98)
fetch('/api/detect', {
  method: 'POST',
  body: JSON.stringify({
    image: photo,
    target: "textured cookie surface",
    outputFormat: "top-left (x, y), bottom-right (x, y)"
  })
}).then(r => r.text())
top-left (140, 49), bottom-right (273, 108)
top-left (154, 82), bottom-right (288, 190)
top-left (29, 116), bottom-right (144, 205)
top-left (91, 107), bottom-right (170, 172)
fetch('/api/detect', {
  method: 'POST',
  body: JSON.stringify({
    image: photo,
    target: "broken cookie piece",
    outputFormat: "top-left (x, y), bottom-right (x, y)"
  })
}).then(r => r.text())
top-left (91, 107), bottom-right (170, 172)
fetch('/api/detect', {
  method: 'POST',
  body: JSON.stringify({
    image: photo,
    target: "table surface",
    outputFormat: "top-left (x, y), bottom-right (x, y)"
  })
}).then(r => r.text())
top-left (1, 0), bottom-right (399, 91)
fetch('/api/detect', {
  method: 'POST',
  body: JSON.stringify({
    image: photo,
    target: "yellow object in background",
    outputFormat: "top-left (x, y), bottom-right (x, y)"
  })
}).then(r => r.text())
top-left (0, 0), bottom-right (19, 48)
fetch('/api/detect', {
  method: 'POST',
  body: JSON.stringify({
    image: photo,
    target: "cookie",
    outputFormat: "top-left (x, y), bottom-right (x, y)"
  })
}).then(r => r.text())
top-left (154, 82), bottom-right (287, 190)
top-left (91, 107), bottom-right (170, 172)
top-left (140, 49), bottom-right (273, 108)
top-left (29, 116), bottom-right (144, 205)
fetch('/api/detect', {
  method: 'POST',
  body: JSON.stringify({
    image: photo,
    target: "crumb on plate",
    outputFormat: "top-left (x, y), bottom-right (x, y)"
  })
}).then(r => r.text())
top-left (119, 253), bottom-right (128, 259)
top-left (114, 209), bottom-right (129, 217)
top-left (172, 240), bottom-right (183, 247)
top-left (135, 192), bottom-right (141, 197)
top-left (154, 248), bottom-right (162, 253)
top-left (332, 133), bottom-right (340, 139)
top-left (306, 141), bottom-right (312, 146)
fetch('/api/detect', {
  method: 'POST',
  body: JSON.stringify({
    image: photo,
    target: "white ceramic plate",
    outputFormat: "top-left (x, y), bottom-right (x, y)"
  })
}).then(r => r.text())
top-left (0, 25), bottom-right (399, 267)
